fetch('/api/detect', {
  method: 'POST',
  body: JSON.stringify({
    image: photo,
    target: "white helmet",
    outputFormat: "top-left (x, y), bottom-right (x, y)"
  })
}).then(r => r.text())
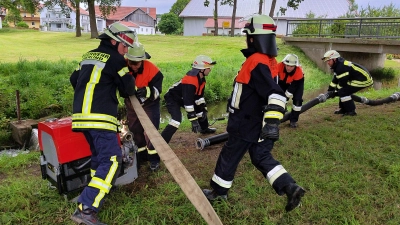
top-left (192, 55), bottom-right (216, 69)
top-left (322, 50), bottom-right (340, 62)
top-left (98, 22), bottom-right (137, 48)
top-left (282, 54), bottom-right (299, 66)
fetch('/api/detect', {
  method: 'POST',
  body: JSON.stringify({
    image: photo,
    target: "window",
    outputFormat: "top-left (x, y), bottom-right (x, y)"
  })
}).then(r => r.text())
top-left (31, 14), bottom-right (34, 17)
top-left (32, 22), bottom-right (35, 26)
top-left (56, 24), bottom-right (61, 28)
top-left (146, 28), bottom-right (148, 32)
top-left (24, 13), bottom-right (26, 17)
top-left (66, 14), bottom-right (70, 18)
top-left (141, 28), bottom-right (143, 32)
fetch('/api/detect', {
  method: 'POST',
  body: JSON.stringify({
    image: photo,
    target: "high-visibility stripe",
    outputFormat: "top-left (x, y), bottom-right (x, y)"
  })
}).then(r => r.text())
top-left (118, 67), bottom-right (129, 77)
top-left (137, 146), bottom-right (147, 152)
top-left (105, 156), bottom-right (118, 184)
top-left (184, 105), bottom-right (195, 112)
top-left (72, 113), bottom-right (118, 124)
top-left (72, 122), bottom-right (117, 131)
top-left (336, 72), bottom-right (349, 79)
top-left (90, 169), bottom-right (96, 177)
top-left (211, 174), bottom-right (233, 188)
top-left (168, 119), bottom-right (180, 128)
top-left (82, 65), bottom-right (103, 114)
top-left (89, 177), bottom-right (112, 193)
top-left (292, 105), bottom-right (302, 111)
top-left (268, 94), bottom-right (286, 108)
top-left (267, 165), bottom-right (287, 185)
top-left (93, 191), bottom-right (106, 208)
top-left (231, 82), bottom-right (243, 109)
top-left (329, 82), bottom-right (337, 88)
top-left (153, 87), bottom-right (160, 100)
top-left (340, 96), bottom-right (352, 102)
top-left (196, 112), bottom-right (204, 118)
top-left (195, 98), bottom-right (206, 105)
top-left (264, 111), bottom-right (283, 120)
top-left (147, 148), bottom-right (158, 155)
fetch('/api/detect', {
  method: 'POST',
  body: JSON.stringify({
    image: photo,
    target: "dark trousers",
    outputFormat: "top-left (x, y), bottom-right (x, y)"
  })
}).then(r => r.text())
top-left (126, 99), bottom-right (160, 165)
top-left (210, 135), bottom-right (295, 196)
top-left (288, 80), bottom-right (304, 123)
top-left (337, 86), bottom-right (365, 112)
top-left (78, 130), bottom-right (121, 212)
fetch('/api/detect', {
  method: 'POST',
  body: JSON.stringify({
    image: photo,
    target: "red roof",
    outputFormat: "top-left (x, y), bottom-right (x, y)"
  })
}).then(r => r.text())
top-left (119, 20), bottom-right (140, 28)
top-left (94, 6), bottom-right (156, 20)
top-left (204, 18), bottom-right (246, 29)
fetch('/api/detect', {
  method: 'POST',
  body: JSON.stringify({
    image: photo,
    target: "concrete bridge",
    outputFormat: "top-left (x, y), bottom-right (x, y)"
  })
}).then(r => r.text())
top-left (281, 37), bottom-right (400, 73)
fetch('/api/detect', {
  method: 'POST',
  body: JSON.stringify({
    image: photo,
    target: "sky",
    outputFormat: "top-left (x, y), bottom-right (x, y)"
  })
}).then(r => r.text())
top-left (121, 0), bottom-right (398, 14)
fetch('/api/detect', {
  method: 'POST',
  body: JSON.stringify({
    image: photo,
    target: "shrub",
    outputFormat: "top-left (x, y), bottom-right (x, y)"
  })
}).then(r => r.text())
top-left (370, 67), bottom-right (397, 81)
top-left (16, 21), bottom-right (28, 28)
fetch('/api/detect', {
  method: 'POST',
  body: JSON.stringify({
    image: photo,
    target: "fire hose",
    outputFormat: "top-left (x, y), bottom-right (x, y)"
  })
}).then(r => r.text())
top-left (196, 92), bottom-right (400, 150)
top-left (129, 96), bottom-right (223, 225)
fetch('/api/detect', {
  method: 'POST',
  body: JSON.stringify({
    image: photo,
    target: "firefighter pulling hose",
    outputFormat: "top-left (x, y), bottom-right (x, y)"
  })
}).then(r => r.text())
top-left (196, 91), bottom-right (400, 150)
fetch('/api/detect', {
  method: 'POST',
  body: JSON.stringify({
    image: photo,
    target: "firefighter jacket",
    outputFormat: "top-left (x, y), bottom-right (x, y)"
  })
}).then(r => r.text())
top-left (165, 68), bottom-right (207, 115)
top-left (277, 62), bottom-right (304, 95)
top-left (226, 48), bottom-right (286, 143)
top-left (126, 60), bottom-right (163, 106)
top-left (328, 57), bottom-right (373, 91)
top-left (70, 40), bottom-right (136, 133)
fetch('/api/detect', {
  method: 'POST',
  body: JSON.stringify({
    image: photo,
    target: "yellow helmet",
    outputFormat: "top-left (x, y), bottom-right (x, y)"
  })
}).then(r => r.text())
top-left (322, 50), bottom-right (340, 62)
top-left (98, 22), bottom-right (137, 47)
top-left (125, 42), bottom-right (146, 62)
top-left (192, 55), bottom-right (216, 69)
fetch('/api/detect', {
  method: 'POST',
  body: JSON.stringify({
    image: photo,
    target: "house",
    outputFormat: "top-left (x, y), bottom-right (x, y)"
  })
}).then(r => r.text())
top-left (94, 6), bottom-right (157, 35)
top-left (204, 18), bottom-right (246, 36)
top-left (40, 3), bottom-right (106, 32)
top-left (6, 5), bottom-right (41, 29)
top-left (179, 0), bottom-right (350, 36)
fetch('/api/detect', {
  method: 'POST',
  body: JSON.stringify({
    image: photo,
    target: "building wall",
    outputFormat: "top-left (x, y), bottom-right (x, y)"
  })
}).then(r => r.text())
top-left (6, 8), bottom-right (41, 29)
top-left (183, 18), bottom-right (207, 36)
top-left (125, 11), bottom-right (155, 27)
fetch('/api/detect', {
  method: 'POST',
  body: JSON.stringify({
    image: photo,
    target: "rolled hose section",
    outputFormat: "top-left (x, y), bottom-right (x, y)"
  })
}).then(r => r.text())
top-left (196, 92), bottom-right (333, 150)
top-left (352, 92), bottom-right (400, 106)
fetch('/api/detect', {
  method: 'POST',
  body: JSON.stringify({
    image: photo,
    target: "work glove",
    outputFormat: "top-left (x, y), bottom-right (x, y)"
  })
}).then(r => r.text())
top-left (136, 86), bottom-right (150, 99)
top-left (260, 119), bottom-right (280, 141)
top-left (188, 112), bottom-right (201, 133)
top-left (327, 91), bottom-right (337, 99)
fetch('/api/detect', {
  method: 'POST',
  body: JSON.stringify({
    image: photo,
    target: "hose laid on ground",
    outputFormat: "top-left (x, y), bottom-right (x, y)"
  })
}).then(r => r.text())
top-left (196, 91), bottom-right (400, 150)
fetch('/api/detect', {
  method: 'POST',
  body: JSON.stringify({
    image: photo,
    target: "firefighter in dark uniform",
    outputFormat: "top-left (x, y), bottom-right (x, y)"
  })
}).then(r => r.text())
top-left (161, 55), bottom-right (217, 144)
top-left (322, 50), bottom-right (373, 116)
top-left (124, 42), bottom-right (164, 171)
top-left (70, 22), bottom-right (136, 225)
top-left (202, 14), bottom-right (305, 212)
top-left (277, 54), bottom-right (305, 128)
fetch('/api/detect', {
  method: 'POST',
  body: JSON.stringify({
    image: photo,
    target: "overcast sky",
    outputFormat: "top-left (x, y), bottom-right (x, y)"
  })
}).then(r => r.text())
top-left (120, 0), bottom-right (398, 14)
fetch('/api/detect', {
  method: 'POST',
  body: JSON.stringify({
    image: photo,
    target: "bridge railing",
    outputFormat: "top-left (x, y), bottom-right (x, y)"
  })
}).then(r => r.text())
top-left (286, 17), bottom-right (400, 39)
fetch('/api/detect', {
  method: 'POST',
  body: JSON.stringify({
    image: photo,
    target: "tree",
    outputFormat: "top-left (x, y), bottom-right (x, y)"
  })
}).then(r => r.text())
top-left (4, 8), bottom-right (23, 26)
top-left (170, 0), bottom-right (190, 21)
top-left (158, 13), bottom-right (181, 35)
top-left (204, 0), bottom-right (219, 36)
top-left (0, 0), bottom-right (39, 14)
top-left (269, 0), bottom-right (305, 17)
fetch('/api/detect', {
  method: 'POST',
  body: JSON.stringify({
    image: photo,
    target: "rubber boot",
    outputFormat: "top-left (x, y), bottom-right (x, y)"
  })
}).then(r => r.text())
top-left (284, 183), bottom-right (305, 212)
top-left (203, 189), bottom-right (227, 201)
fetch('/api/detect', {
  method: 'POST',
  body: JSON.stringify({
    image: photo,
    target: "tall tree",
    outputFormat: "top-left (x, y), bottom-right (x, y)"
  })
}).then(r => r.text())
top-left (271, 0), bottom-right (305, 17)
top-left (204, 0), bottom-right (219, 36)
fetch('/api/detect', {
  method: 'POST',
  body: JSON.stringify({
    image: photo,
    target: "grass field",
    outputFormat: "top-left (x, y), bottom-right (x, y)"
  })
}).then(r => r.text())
top-left (0, 28), bottom-right (400, 225)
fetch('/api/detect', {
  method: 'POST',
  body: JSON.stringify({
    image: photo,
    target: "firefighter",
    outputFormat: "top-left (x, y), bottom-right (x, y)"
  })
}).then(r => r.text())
top-left (70, 22), bottom-right (136, 225)
top-left (160, 55), bottom-right (217, 144)
top-left (322, 50), bottom-right (373, 116)
top-left (277, 54), bottom-right (304, 128)
top-left (124, 42), bottom-right (164, 172)
top-left (202, 14), bottom-right (305, 212)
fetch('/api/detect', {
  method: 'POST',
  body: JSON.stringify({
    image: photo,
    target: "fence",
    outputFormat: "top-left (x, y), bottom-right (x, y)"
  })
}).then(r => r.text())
top-left (286, 17), bottom-right (400, 39)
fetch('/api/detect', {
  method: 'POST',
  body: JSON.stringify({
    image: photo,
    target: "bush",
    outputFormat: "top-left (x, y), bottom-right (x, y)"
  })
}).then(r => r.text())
top-left (16, 21), bottom-right (28, 28)
top-left (370, 67), bottom-right (398, 81)
top-left (387, 54), bottom-right (393, 60)
top-left (2, 21), bottom-right (9, 28)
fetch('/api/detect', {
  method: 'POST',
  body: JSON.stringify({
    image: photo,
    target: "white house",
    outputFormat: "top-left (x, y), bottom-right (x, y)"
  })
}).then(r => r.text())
top-left (40, 3), bottom-right (106, 32)
top-left (179, 0), bottom-right (350, 36)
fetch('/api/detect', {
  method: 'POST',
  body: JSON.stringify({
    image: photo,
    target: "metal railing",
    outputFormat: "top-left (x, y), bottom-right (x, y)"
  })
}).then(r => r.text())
top-left (286, 17), bottom-right (400, 39)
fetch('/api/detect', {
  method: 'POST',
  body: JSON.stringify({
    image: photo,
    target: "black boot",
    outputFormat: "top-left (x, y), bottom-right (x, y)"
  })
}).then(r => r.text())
top-left (203, 189), bottom-right (227, 201)
top-left (343, 111), bottom-right (357, 116)
top-left (289, 122), bottom-right (297, 128)
top-left (284, 183), bottom-right (305, 212)
top-left (334, 108), bottom-right (345, 114)
top-left (200, 127), bottom-right (216, 134)
top-left (71, 204), bottom-right (107, 225)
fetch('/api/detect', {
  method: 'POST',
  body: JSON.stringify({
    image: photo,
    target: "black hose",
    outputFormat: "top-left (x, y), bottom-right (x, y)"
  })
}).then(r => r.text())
top-left (195, 91), bottom-right (399, 150)
top-left (352, 92), bottom-right (400, 106)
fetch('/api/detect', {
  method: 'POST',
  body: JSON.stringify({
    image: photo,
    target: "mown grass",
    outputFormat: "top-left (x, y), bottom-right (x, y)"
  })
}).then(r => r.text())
top-left (0, 28), bottom-right (400, 225)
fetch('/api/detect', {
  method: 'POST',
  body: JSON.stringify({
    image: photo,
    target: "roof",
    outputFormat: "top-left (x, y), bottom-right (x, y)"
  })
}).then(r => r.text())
top-left (94, 6), bottom-right (156, 20)
top-left (204, 18), bottom-right (246, 28)
top-left (180, 0), bottom-right (350, 19)
top-left (119, 20), bottom-right (139, 28)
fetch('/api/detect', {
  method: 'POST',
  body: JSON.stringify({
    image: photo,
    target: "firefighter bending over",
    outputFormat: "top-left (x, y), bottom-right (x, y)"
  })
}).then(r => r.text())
top-left (322, 50), bottom-right (373, 116)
